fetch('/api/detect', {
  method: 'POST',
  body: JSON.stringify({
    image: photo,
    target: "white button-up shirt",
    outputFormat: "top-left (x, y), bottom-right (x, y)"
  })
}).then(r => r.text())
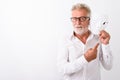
top-left (57, 32), bottom-right (113, 80)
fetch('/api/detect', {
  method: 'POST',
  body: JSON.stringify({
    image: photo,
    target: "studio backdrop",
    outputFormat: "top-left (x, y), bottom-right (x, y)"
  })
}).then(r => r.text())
top-left (0, 0), bottom-right (119, 80)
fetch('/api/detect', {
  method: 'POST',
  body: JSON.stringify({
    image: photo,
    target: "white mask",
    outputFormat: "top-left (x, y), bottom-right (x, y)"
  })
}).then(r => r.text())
top-left (73, 25), bottom-right (89, 35)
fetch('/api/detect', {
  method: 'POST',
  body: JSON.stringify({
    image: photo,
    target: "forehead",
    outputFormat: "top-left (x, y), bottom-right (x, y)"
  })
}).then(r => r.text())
top-left (72, 9), bottom-right (88, 17)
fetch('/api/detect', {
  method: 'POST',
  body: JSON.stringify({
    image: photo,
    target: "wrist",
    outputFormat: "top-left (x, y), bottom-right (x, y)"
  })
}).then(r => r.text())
top-left (84, 54), bottom-right (91, 62)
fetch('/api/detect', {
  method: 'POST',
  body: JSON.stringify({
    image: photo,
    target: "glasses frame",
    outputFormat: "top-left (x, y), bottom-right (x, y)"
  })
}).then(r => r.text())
top-left (70, 16), bottom-right (90, 22)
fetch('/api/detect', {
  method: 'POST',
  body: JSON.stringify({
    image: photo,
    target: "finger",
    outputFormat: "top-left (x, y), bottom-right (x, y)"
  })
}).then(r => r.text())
top-left (93, 43), bottom-right (99, 50)
top-left (100, 33), bottom-right (109, 40)
top-left (89, 48), bottom-right (92, 50)
top-left (99, 30), bottom-right (105, 37)
top-left (100, 30), bottom-right (106, 33)
top-left (100, 30), bottom-right (109, 36)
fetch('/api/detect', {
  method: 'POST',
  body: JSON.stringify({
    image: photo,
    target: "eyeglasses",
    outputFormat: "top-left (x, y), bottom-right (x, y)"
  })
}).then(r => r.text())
top-left (71, 16), bottom-right (90, 22)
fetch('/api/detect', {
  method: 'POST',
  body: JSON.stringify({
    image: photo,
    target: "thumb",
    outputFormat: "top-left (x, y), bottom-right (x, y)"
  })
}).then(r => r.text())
top-left (93, 43), bottom-right (99, 50)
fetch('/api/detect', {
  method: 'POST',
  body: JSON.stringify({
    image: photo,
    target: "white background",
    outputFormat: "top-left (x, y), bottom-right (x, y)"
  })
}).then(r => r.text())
top-left (0, 0), bottom-right (119, 80)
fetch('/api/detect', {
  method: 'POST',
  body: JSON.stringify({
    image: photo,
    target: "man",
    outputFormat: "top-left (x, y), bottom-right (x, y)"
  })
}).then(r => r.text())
top-left (57, 3), bottom-right (113, 80)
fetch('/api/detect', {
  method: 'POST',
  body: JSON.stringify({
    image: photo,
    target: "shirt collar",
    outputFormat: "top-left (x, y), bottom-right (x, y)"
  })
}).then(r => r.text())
top-left (69, 31), bottom-right (95, 43)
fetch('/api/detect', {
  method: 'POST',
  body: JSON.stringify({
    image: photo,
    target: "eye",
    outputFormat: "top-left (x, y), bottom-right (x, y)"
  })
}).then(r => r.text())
top-left (80, 17), bottom-right (87, 21)
top-left (70, 17), bottom-right (90, 22)
top-left (71, 17), bottom-right (78, 22)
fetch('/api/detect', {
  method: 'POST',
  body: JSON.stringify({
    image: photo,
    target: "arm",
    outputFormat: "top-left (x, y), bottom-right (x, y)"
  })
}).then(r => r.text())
top-left (99, 44), bottom-right (113, 70)
top-left (99, 30), bottom-right (113, 70)
top-left (57, 45), bottom-right (88, 75)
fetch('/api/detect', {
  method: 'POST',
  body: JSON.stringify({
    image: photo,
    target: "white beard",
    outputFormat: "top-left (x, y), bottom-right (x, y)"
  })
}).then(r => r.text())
top-left (73, 25), bottom-right (89, 35)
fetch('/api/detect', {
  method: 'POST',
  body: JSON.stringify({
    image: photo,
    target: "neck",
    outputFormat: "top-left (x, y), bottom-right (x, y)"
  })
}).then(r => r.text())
top-left (74, 30), bottom-right (90, 44)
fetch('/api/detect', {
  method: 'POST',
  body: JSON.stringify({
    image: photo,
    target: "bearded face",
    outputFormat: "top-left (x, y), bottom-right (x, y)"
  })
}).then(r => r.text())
top-left (71, 9), bottom-right (90, 35)
top-left (73, 24), bottom-right (89, 35)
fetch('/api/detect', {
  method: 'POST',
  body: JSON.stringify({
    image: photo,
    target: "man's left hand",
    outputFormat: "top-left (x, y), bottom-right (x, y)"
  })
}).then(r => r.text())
top-left (99, 30), bottom-right (110, 45)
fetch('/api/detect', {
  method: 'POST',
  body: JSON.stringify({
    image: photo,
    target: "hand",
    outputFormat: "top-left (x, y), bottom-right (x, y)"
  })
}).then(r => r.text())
top-left (99, 30), bottom-right (110, 45)
top-left (84, 43), bottom-right (99, 62)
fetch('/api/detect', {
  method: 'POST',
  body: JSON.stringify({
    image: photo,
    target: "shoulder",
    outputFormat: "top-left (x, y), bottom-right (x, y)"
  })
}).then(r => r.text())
top-left (89, 32), bottom-right (100, 43)
top-left (94, 34), bottom-right (99, 40)
top-left (58, 33), bottom-right (74, 47)
top-left (90, 31), bottom-right (99, 40)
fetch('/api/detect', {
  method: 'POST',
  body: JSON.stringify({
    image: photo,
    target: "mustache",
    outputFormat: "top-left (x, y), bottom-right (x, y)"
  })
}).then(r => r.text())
top-left (74, 25), bottom-right (83, 28)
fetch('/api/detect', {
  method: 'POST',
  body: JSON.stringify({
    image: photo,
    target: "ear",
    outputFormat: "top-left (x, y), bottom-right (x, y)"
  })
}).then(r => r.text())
top-left (88, 20), bottom-right (90, 25)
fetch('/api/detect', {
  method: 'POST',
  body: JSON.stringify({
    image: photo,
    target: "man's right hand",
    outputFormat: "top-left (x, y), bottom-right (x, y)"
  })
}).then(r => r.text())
top-left (84, 43), bottom-right (99, 62)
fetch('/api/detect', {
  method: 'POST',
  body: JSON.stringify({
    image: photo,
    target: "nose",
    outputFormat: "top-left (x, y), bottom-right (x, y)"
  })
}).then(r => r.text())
top-left (76, 19), bottom-right (82, 25)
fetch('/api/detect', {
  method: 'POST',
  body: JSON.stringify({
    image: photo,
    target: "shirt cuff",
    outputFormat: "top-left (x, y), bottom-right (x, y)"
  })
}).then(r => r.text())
top-left (77, 55), bottom-right (89, 65)
top-left (102, 44), bottom-right (111, 55)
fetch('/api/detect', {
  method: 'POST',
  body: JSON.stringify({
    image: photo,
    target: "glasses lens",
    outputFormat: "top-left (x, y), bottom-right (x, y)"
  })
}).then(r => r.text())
top-left (71, 17), bottom-right (90, 22)
top-left (80, 17), bottom-right (87, 21)
top-left (71, 17), bottom-right (77, 22)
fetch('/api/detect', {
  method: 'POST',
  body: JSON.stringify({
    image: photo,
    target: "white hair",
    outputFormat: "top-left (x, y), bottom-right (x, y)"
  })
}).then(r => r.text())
top-left (71, 3), bottom-right (91, 16)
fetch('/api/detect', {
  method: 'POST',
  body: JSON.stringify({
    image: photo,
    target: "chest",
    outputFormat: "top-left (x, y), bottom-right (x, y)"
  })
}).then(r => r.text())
top-left (67, 39), bottom-right (100, 62)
